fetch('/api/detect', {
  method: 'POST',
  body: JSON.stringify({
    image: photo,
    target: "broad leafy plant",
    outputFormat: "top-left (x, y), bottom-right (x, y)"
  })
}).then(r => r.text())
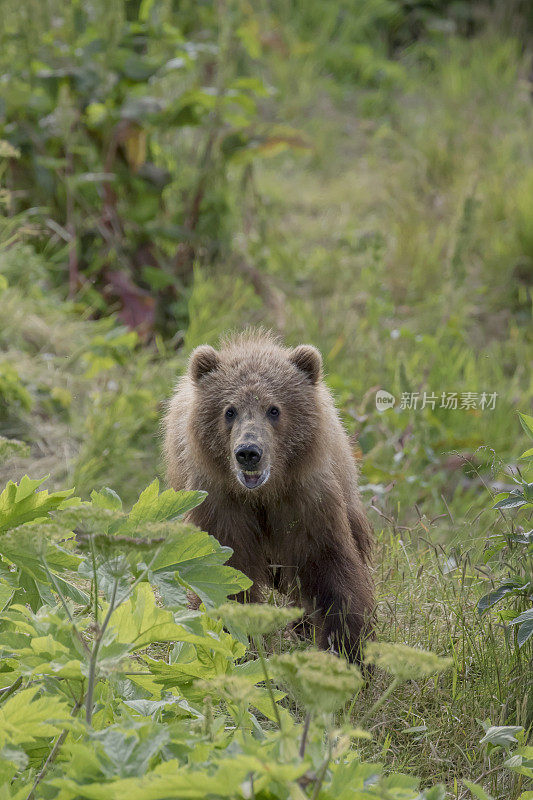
top-left (463, 723), bottom-right (533, 798)
top-left (0, 1), bottom-right (306, 334)
top-left (0, 473), bottom-right (449, 799)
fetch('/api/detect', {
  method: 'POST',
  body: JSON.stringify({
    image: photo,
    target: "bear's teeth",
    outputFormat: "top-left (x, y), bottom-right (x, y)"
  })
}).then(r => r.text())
top-left (237, 466), bottom-right (270, 490)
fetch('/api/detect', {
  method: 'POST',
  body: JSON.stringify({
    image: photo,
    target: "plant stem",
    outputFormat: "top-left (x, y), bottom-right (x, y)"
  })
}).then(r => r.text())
top-left (253, 635), bottom-right (282, 729)
top-left (84, 546), bottom-right (164, 725)
top-left (299, 712), bottom-right (311, 758)
top-left (0, 675), bottom-right (23, 703)
top-left (116, 546), bottom-right (163, 607)
top-left (310, 746), bottom-right (331, 800)
top-left (42, 557), bottom-right (75, 624)
top-left (358, 677), bottom-right (400, 728)
top-left (85, 575), bottom-right (119, 725)
top-left (90, 535), bottom-right (99, 627)
top-left (42, 557), bottom-right (90, 656)
top-left (26, 697), bottom-right (82, 800)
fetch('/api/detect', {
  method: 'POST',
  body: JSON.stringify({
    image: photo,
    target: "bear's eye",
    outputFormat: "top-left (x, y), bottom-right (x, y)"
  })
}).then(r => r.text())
top-left (225, 406), bottom-right (237, 420)
top-left (267, 406), bottom-right (280, 419)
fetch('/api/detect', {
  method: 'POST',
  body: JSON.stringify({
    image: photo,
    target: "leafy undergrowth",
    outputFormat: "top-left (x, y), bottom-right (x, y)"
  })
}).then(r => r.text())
top-left (0, 249), bottom-right (177, 504)
top-left (0, 473), bottom-right (530, 799)
top-left (0, 475), bottom-right (454, 800)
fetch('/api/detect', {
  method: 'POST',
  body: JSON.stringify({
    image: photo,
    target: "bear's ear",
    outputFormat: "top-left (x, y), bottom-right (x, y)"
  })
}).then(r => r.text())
top-left (189, 345), bottom-right (220, 383)
top-left (289, 345), bottom-right (322, 384)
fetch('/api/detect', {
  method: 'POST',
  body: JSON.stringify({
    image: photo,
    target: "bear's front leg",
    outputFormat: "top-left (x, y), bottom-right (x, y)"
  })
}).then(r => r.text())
top-left (297, 541), bottom-right (374, 663)
top-left (189, 499), bottom-right (269, 604)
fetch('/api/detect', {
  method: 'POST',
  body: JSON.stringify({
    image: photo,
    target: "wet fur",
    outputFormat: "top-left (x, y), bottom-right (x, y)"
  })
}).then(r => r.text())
top-left (163, 331), bottom-right (374, 660)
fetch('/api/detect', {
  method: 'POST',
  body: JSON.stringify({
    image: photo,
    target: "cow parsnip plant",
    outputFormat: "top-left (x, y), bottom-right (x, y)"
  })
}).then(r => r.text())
top-left (0, 475), bottom-right (450, 799)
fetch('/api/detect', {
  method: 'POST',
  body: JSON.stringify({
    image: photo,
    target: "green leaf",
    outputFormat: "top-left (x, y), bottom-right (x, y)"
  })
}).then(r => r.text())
top-left (513, 611), bottom-right (533, 647)
top-left (477, 582), bottom-right (527, 613)
top-left (1, 529), bottom-right (82, 587)
top-left (508, 608), bottom-right (533, 627)
top-left (0, 604), bottom-right (86, 681)
top-left (106, 584), bottom-right (185, 649)
top-left (479, 725), bottom-right (523, 747)
top-left (119, 53), bottom-right (162, 82)
top-left (106, 584), bottom-right (234, 656)
top-left (0, 688), bottom-right (70, 748)
top-left (13, 572), bottom-right (41, 612)
top-left (518, 412), bottom-right (533, 440)
top-left (150, 529), bottom-right (251, 608)
top-left (88, 724), bottom-right (170, 779)
top-left (517, 621), bottom-right (533, 647)
top-left (144, 656), bottom-right (216, 688)
top-left (524, 482), bottom-right (533, 502)
top-left (48, 756), bottom-right (254, 799)
top-left (506, 745), bottom-right (533, 778)
top-left (463, 780), bottom-right (494, 800)
top-left (128, 480), bottom-right (206, 527)
top-left (518, 447), bottom-right (533, 463)
top-left (509, 529), bottom-right (533, 544)
top-left (0, 580), bottom-right (14, 611)
top-left (122, 697), bottom-right (179, 717)
top-left (380, 772), bottom-right (419, 792)
top-left (91, 487), bottom-right (123, 511)
top-left (0, 476), bottom-right (74, 533)
top-left (53, 574), bottom-right (90, 606)
top-left (492, 490), bottom-right (527, 510)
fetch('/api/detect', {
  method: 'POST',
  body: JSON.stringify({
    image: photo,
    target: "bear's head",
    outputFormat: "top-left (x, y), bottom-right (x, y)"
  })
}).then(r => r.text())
top-left (187, 335), bottom-right (323, 493)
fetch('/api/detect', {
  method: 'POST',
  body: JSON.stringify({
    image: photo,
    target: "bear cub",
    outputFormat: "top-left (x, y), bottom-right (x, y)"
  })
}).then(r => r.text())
top-left (163, 331), bottom-right (374, 660)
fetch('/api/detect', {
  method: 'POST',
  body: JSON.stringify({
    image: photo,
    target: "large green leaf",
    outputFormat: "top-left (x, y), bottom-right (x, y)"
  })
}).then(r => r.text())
top-left (492, 489), bottom-right (528, 510)
top-left (106, 584), bottom-right (185, 649)
top-left (0, 476), bottom-right (74, 534)
top-left (105, 584), bottom-right (236, 655)
top-left (0, 688), bottom-right (70, 748)
top-left (127, 480), bottom-right (206, 527)
top-left (0, 604), bottom-right (87, 682)
top-left (149, 530), bottom-right (251, 608)
top-left (0, 529), bottom-right (86, 610)
top-left (477, 581), bottom-right (528, 613)
top-left (479, 725), bottom-right (523, 747)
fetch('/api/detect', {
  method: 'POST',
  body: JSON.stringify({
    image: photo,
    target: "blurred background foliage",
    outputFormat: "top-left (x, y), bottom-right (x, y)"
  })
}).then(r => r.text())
top-left (1, 0), bottom-right (531, 512)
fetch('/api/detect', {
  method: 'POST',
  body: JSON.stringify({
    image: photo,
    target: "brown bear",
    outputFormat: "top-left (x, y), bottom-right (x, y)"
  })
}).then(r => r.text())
top-left (163, 331), bottom-right (374, 660)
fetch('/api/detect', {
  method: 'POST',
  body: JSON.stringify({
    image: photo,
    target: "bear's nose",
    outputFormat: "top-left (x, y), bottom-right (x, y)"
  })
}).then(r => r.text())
top-left (235, 443), bottom-right (262, 469)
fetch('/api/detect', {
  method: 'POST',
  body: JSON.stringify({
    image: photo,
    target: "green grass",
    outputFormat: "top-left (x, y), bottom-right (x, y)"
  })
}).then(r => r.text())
top-left (1, 26), bottom-right (531, 800)
top-left (361, 529), bottom-right (531, 795)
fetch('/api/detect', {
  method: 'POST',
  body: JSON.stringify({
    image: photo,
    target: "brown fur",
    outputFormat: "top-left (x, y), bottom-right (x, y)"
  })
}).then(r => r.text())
top-left (163, 331), bottom-right (374, 660)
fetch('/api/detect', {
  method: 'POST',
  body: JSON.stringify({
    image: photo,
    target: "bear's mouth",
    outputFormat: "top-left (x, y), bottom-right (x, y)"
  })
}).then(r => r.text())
top-left (237, 466), bottom-right (271, 490)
